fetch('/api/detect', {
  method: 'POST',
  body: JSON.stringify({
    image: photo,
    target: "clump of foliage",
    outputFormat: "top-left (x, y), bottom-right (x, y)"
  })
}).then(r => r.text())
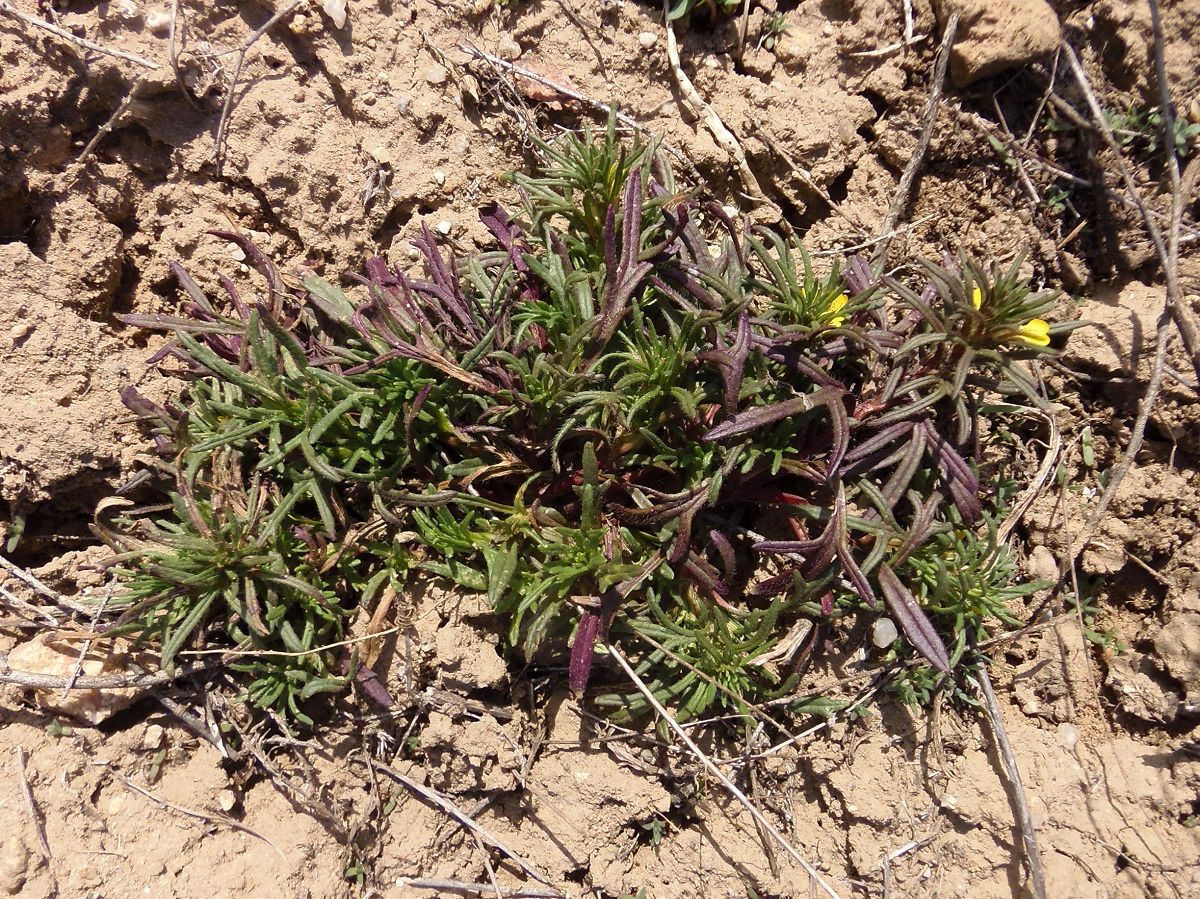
top-left (103, 121), bottom-right (1068, 726)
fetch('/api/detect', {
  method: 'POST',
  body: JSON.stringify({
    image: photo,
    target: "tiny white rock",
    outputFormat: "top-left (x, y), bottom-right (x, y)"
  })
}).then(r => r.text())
top-left (871, 617), bottom-right (898, 648)
top-left (216, 789), bottom-right (238, 813)
top-left (142, 723), bottom-right (165, 751)
top-left (497, 33), bottom-right (522, 60)
top-left (322, 0), bottom-right (348, 29)
top-left (435, 220), bottom-right (453, 236)
top-left (115, 0), bottom-right (142, 22)
top-left (432, 170), bottom-right (447, 186)
top-left (637, 31), bottom-right (657, 50)
top-left (227, 243), bottom-right (247, 262)
top-left (145, 9), bottom-right (171, 34)
top-left (1057, 722), bottom-right (1080, 751)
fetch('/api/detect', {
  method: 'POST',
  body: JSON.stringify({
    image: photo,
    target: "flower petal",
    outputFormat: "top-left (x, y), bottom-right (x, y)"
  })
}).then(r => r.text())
top-left (971, 287), bottom-right (983, 310)
top-left (828, 292), bottom-right (848, 327)
top-left (1016, 318), bottom-right (1050, 347)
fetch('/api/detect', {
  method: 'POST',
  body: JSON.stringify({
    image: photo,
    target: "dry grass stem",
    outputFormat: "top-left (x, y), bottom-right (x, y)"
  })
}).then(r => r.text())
top-left (976, 664), bottom-right (1048, 899)
top-left (395, 879), bottom-right (562, 898)
top-left (371, 760), bottom-right (555, 887)
top-left (662, 4), bottom-right (778, 216)
top-left (606, 642), bottom-right (845, 899)
top-left (872, 12), bottom-right (958, 264)
top-left (0, 0), bottom-right (160, 68)
top-left (15, 747), bottom-right (52, 859)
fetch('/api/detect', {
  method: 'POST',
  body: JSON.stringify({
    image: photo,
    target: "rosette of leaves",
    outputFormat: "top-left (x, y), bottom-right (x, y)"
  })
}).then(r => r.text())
top-left (105, 119), bottom-right (1069, 726)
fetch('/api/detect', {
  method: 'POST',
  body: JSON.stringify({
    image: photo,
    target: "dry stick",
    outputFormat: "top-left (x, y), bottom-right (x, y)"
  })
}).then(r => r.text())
top-left (606, 642), bottom-right (844, 899)
top-left (952, 103), bottom-right (1200, 242)
top-left (1061, 42), bottom-right (1200, 384)
top-left (1, 655), bottom-right (213, 690)
top-left (110, 769), bottom-right (288, 862)
top-left (68, 74), bottom-right (147, 175)
top-left (551, 0), bottom-right (607, 79)
top-left (0, 583), bottom-right (61, 628)
top-left (371, 761), bottom-right (556, 888)
top-left (15, 747), bottom-right (52, 859)
top-left (168, 0), bottom-right (201, 111)
top-left (1055, 44), bottom-right (1181, 578)
top-left (459, 46), bottom-right (668, 150)
top-left (976, 665), bottom-right (1048, 899)
top-left (213, 0), bottom-right (309, 172)
top-left (0, 552), bottom-right (93, 617)
top-left (872, 12), bottom-right (958, 266)
top-left (0, 0), bottom-right (160, 68)
top-left (61, 580), bottom-right (116, 698)
top-left (395, 879), bottom-right (561, 899)
top-left (998, 407), bottom-right (1062, 544)
top-left (749, 120), bottom-right (867, 232)
top-left (662, 4), bottom-right (779, 216)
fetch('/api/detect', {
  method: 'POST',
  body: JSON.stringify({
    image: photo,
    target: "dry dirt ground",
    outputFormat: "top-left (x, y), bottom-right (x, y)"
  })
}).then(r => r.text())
top-left (1, 0), bottom-right (1199, 897)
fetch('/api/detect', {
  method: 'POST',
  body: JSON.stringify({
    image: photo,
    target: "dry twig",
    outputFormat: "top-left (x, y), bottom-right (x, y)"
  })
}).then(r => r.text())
top-left (395, 879), bottom-right (561, 899)
top-left (0, 0), bottom-right (160, 68)
top-left (662, 4), bottom-right (778, 216)
top-left (371, 760), bottom-right (555, 887)
top-left (15, 747), bottom-right (52, 859)
top-left (872, 12), bottom-right (958, 265)
top-left (108, 767), bottom-right (287, 862)
top-left (1, 655), bottom-right (213, 690)
top-left (976, 665), bottom-right (1048, 899)
top-left (1054, 41), bottom-right (1186, 580)
top-left (606, 642), bottom-right (844, 899)
top-left (213, 0), bottom-right (309, 172)
top-left (0, 552), bottom-right (93, 617)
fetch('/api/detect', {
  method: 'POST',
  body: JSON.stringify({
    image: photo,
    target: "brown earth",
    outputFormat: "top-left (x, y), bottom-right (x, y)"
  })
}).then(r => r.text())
top-left (1, 0), bottom-right (1199, 897)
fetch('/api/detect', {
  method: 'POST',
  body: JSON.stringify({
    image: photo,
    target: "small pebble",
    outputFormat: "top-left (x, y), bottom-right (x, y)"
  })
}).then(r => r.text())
top-left (497, 33), bottom-right (522, 60)
top-left (321, 0), bottom-right (347, 29)
top-left (145, 8), bottom-right (171, 34)
top-left (424, 64), bottom-right (448, 86)
top-left (432, 170), bottom-right (446, 186)
top-left (227, 244), bottom-right (247, 262)
top-left (435, 220), bottom-right (453, 236)
top-left (871, 617), bottom-right (898, 648)
top-left (638, 31), bottom-right (657, 50)
top-left (369, 145), bottom-right (391, 165)
top-left (1058, 722), bottom-right (1080, 751)
top-left (142, 723), bottom-right (165, 750)
top-left (216, 789), bottom-right (238, 813)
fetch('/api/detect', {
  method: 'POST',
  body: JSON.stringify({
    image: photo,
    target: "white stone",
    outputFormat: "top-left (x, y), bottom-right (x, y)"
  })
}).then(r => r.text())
top-left (638, 31), bottom-right (657, 50)
top-left (322, 0), bottom-right (348, 29)
top-left (435, 220), bottom-right (453, 236)
top-left (871, 617), bottom-right (898, 648)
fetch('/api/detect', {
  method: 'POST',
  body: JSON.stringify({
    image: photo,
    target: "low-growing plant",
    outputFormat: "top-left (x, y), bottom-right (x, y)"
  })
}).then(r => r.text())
top-left (102, 118), bottom-right (1071, 726)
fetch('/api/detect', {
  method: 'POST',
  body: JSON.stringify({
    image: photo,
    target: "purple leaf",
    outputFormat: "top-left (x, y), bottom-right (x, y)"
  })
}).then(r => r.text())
top-left (877, 562), bottom-right (951, 674)
top-left (355, 664), bottom-right (395, 708)
top-left (569, 609), bottom-right (601, 695)
top-left (704, 386), bottom-right (846, 442)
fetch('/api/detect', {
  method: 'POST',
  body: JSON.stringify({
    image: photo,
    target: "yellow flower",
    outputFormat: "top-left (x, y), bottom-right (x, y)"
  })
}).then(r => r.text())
top-left (973, 285), bottom-right (1050, 347)
top-left (1015, 318), bottom-right (1050, 347)
top-left (827, 293), bottom-right (848, 327)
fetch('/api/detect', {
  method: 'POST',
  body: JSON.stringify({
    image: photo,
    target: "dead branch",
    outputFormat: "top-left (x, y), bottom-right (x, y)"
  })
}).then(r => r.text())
top-left (872, 12), bottom-right (958, 265)
top-left (395, 879), bottom-right (562, 899)
top-left (107, 766), bottom-right (288, 862)
top-left (371, 760), bottom-right (555, 888)
top-left (213, 0), bottom-right (310, 172)
top-left (977, 665), bottom-right (1048, 899)
top-left (0, 0), bottom-right (160, 69)
top-left (0, 552), bottom-right (95, 617)
top-left (607, 641), bottom-right (844, 899)
top-left (662, 4), bottom-right (779, 218)
top-left (15, 747), bottom-right (52, 859)
top-left (1, 655), bottom-right (214, 690)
